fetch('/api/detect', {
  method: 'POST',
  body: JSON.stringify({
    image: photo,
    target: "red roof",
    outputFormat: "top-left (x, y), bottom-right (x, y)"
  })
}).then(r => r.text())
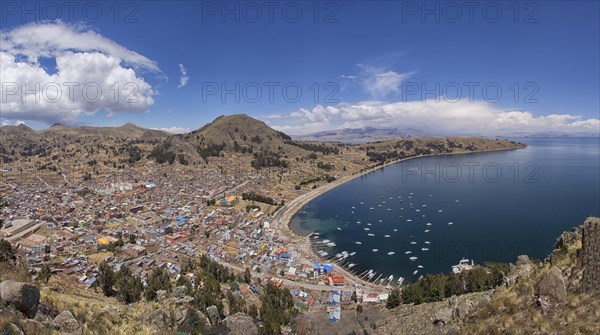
top-left (331, 275), bottom-right (345, 283)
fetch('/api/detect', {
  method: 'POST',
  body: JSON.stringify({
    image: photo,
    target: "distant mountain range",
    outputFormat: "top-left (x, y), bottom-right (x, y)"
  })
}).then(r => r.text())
top-left (292, 127), bottom-right (432, 144)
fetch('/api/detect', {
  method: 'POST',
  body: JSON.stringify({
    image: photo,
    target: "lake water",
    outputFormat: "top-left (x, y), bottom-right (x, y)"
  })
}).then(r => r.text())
top-left (290, 137), bottom-right (600, 283)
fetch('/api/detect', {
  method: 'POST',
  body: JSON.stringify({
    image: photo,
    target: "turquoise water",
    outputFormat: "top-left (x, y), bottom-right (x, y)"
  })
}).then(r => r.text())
top-left (290, 138), bottom-right (600, 282)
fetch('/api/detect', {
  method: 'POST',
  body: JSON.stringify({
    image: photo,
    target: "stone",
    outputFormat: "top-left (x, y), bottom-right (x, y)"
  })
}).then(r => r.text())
top-left (477, 295), bottom-right (492, 309)
top-left (0, 280), bottom-right (40, 318)
top-left (516, 255), bottom-right (532, 266)
top-left (148, 309), bottom-right (166, 329)
top-left (455, 299), bottom-right (471, 318)
top-left (156, 290), bottom-right (167, 302)
top-left (53, 310), bottom-right (81, 334)
top-left (18, 319), bottom-right (46, 335)
top-left (2, 323), bottom-right (24, 335)
top-left (206, 305), bottom-right (220, 325)
top-left (173, 286), bottom-right (188, 298)
top-left (224, 313), bottom-right (259, 335)
top-left (433, 307), bottom-right (453, 325)
top-left (537, 266), bottom-right (567, 305)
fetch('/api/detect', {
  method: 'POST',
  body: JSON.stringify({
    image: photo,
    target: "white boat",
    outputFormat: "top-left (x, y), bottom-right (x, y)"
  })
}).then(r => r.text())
top-left (426, 223), bottom-right (432, 226)
top-left (313, 236), bottom-right (319, 239)
top-left (409, 256), bottom-right (418, 261)
top-left (404, 251), bottom-right (412, 254)
top-left (337, 227), bottom-right (342, 231)
top-left (410, 241), bottom-right (417, 245)
top-left (368, 233), bottom-right (375, 237)
top-left (357, 221), bottom-right (361, 224)
top-left (438, 210), bottom-right (443, 213)
top-left (397, 277), bottom-right (405, 285)
top-left (368, 272), bottom-right (375, 279)
top-left (349, 252), bottom-right (356, 256)
top-left (355, 241), bottom-right (362, 245)
top-left (372, 249), bottom-right (379, 252)
top-left (417, 265), bottom-right (423, 268)
top-left (322, 239), bottom-right (330, 244)
top-left (364, 228), bottom-right (370, 231)
top-left (360, 202), bottom-right (364, 205)
top-left (448, 222), bottom-right (454, 225)
top-left (406, 219), bottom-right (412, 222)
top-left (384, 235), bottom-right (391, 238)
top-left (352, 206), bottom-right (356, 209)
top-left (335, 253), bottom-right (342, 259)
top-left (421, 248), bottom-right (429, 251)
top-left (413, 270), bottom-right (419, 275)
top-left (348, 263), bottom-right (355, 269)
top-left (388, 275), bottom-right (394, 281)
top-left (422, 204), bottom-right (427, 207)
top-left (387, 251), bottom-right (395, 255)
top-left (326, 242), bottom-right (336, 247)
top-left (424, 229), bottom-right (430, 233)
top-left (455, 200), bottom-right (459, 203)
top-left (369, 207), bottom-right (374, 210)
top-left (393, 229), bottom-right (398, 232)
top-left (416, 209), bottom-right (421, 212)
top-left (424, 241), bottom-right (431, 244)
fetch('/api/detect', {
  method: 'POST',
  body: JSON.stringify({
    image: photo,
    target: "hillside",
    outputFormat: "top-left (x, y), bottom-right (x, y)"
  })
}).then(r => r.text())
top-left (293, 127), bottom-right (431, 144)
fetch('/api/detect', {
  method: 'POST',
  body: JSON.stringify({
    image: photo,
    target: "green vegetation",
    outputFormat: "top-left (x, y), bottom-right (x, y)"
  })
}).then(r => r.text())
top-left (400, 264), bottom-right (509, 305)
top-left (116, 266), bottom-right (143, 304)
top-left (0, 239), bottom-right (15, 263)
top-left (242, 191), bottom-right (275, 205)
top-left (259, 283), bottom-right (295, 335)
top-left (251, 151), bottom-right (288, 169)
top-left (145, 267), bottom-right (173, 301)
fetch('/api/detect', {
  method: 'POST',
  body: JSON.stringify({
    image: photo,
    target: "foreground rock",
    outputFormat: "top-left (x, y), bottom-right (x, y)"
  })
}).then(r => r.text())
top-left (536, 266), bottom-right (567, 309)
top-left (224, 313), bottom-right (258, 335)
top-left (53, 310), bottom-right (82, 334)
top-left (0, 280), bottom-right (40, 318)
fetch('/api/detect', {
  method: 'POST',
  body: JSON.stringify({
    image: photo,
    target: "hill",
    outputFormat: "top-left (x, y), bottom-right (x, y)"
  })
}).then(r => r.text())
top-left (293, 127), bottom-right (431, 144)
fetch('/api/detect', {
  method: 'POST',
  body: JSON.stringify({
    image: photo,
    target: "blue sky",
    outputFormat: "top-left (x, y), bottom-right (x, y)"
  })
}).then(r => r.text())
top-left (0, 1), bottom-right (598, 135)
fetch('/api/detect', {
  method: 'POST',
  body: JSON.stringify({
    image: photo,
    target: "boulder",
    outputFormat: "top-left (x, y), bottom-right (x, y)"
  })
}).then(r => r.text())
top-left (147, 309), bottom-right (166, 329)
top-left (18, 319), bottom-right (46, 335)
top-left (0, 280), bottom-right (40, 318)
top-left (537, 266), bottom-right (567, 305)
top-left (476, 295), bottom-right (492, 309)
top-left (2, 323), bottom-right (24, 335)
top-left (455, 299), bottom-right (472, 318)
top-left (224, 313), bottom-right (259, 335)
top-left (173, 286), bottom-right (188, 298)
top-left (156, 290), bottom-right (167, 302)
top-left (206, 305), bottom-right (220, 325)
top-left (53, 310), bottom-right (81, 334)
top-left (433, 307), bottom-right (453, 325)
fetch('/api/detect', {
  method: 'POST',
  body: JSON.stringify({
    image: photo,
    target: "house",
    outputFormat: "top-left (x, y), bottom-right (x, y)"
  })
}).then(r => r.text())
top-left (363, 293), bottom-right (379, 303)
top-left (329, 275), bottom-right (345, 287)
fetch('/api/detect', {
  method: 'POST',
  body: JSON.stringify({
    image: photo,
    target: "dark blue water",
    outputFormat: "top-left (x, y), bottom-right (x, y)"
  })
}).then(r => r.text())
top-left (290, 138), bottom-right (600, 283)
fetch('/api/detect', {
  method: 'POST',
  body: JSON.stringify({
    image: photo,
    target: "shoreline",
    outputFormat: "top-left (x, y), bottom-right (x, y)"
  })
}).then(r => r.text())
top-left (272, 144), bottom-right (526, 289)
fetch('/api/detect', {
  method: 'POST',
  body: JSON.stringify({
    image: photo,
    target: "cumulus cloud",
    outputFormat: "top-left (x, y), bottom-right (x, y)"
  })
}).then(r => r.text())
top-left (151, 126), bottom-right (190, 134)
top-left (356, 65), bottom-right (415, 98)
top-left (0, 21), bottom-right (160, 125)
top-left (177, 64), bottom-right (189, 88)
top-left (268, 100), bottom-right (600, 136)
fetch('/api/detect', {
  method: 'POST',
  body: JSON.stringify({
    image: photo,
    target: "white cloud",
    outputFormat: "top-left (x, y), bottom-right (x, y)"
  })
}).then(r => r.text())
top-left (152, 126), bottom-right (190, 134)
top-left (177, 64), bottom-right (189, 88)
top-left (357, 65), bottom-right (415, 98)
top-left (268, 100), bottom-right (600, 136)
top-left (0, 21), bottom-right (160, 125)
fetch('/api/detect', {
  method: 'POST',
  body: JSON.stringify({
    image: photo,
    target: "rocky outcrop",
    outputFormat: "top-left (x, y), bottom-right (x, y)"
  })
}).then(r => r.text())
top-left (224, 313), bottom-right (258, 335)
top-left (206, 305), bottom-right (221, 325)
top-left (53, 310), bottom-right (82, 334)
top-left (0, 280), bottom-right (40, 318)
top-left (434, 307), bottom-right (452, 325)
top-left (536, 266), bottom-right (567, 310)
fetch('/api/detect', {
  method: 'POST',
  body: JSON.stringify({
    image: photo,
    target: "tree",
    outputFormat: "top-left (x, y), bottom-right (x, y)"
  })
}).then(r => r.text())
top-left (38, 264), bottom-right (52, 283)
top-left (386, 288), bottom-right (401, 309)
top-left (0, 239), bottom-right (15, 263)
top-left (243, 268), bottom-right (252, 284)
top-left (116, 266), bottom-right (143, 304)
top-left (248, 304), bottom-right (258, 319)
top-left (145, 268), bottom-right (172, 301)
top-left (97, 261), bottom-right (115, 296)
